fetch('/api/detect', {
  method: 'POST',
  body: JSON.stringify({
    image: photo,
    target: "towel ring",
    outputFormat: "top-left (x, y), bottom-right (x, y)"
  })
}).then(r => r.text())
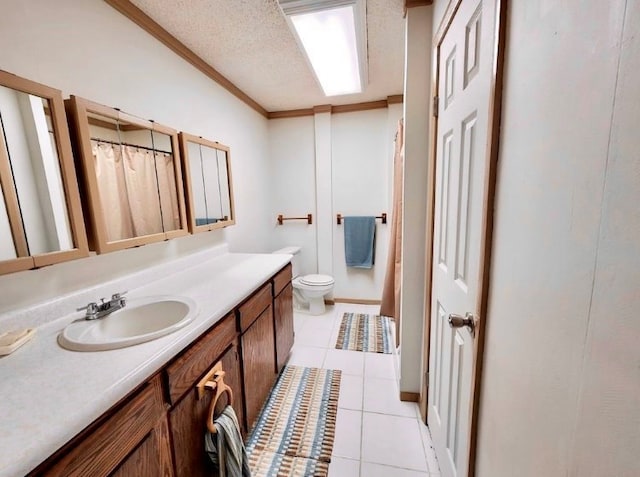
top-left (196, 362), bottom-right (234, 434)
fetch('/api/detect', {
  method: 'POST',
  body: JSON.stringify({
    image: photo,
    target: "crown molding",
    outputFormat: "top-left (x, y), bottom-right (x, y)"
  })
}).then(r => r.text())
top-left (405, 0), bottom-right (434, 8)
top-left (104, 0), bottom-right (405, 121)
top-left (104, 0), bottom-right (269, 117)
top-left (268, 95), bottom-right (404, 119)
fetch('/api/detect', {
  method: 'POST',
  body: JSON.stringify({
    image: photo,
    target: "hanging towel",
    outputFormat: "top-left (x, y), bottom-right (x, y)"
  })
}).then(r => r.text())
top-left (344, 216), bottom-right (376, 268)
top-left (205, 405), bottom-right (251, 477)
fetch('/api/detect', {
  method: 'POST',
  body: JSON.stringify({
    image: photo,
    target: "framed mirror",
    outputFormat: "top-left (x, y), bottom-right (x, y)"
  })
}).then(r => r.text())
top-left (65, 96), bottom-right (188, 253)
top-left (178, 133), bottom-right (235, 233)
top-left (0, 70), bottom-right (88, 276)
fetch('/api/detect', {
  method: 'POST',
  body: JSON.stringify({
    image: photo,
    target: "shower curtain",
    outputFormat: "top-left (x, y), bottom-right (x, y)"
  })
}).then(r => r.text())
top-left (380, 119), bottom-right (404, 346)
top-left (92, 142), bottom-right (180, 241)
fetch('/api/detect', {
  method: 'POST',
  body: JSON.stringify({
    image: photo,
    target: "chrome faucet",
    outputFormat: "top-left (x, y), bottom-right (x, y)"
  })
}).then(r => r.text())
top-left (77, 291), bottom-right (128, 320)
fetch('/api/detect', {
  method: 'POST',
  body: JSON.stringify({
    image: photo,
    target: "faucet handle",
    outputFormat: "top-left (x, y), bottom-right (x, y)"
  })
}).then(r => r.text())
top-left (76, 302), bottom-right (98, 313)
top-left (111, 291), bottom-right (128, 300)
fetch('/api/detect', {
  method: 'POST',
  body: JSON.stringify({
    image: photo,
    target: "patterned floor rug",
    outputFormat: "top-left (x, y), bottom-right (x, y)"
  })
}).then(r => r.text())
top-left (335, 312), bottom-right (394, 354)
top-left (248, 450), bottom-right (329, 477)
top-left (246, 366), bottom-right (341, 476)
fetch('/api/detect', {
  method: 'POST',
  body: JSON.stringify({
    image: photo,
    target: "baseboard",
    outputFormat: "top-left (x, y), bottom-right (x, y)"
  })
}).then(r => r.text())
top-left (333, 298), bottom-right (382, 305)
top-left (324, 299), bottom-right (335, 305)
top-left (400, 392), bottom-right (420, 403)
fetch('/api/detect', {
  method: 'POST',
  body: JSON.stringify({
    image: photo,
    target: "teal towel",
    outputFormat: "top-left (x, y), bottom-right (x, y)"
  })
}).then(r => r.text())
top-left (344, 216), bottom-right (376, 268)
top-left (205, 405), bottom-right (251, 477)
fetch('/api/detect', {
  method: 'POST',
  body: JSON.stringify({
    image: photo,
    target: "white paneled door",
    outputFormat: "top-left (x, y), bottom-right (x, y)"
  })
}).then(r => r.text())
top-left (427, 1), bottom-right (498, 476)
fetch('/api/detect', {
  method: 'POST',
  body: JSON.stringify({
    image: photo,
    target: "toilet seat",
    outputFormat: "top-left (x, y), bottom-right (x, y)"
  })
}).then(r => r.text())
top-left (299, 274), bottom-right (334, 286)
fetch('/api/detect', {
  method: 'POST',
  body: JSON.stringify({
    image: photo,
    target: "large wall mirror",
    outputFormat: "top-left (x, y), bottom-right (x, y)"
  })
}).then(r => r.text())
top-left (0, 70), bottom-right (88, 275)
top-left (178, 133), bottom-right (235, 233)
top-left (66, 96), bottom-right (187, 253)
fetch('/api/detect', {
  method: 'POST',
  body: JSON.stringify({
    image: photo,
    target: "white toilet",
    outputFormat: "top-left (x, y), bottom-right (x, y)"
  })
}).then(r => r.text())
top-left (272, 246), bottom-right (334, 315)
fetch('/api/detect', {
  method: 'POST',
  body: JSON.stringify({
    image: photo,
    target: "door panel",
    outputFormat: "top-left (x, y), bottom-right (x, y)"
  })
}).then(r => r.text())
top-left (427, 1), bottom-right (497, 476)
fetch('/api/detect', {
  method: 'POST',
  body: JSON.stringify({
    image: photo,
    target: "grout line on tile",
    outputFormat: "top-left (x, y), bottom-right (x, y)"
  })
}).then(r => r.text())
top-left (416, 413), bottom-right (436, 474)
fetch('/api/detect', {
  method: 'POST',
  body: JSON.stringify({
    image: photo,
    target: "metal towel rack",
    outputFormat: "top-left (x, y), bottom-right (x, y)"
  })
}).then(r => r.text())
top-left (277, 213), bottom-right (313, 225)
top-left (336, 213), bottom-right (387, 225)
top-left (197, 361), bottom-right (234, 434)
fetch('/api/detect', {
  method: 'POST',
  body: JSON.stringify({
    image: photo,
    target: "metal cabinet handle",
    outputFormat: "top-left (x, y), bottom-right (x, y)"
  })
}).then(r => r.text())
top-left (448, 312), bottom-right (477, 334)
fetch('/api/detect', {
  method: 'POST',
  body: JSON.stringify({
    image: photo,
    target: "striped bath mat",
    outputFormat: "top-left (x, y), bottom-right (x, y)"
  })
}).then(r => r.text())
top-left (246, 366), bottom-right (341, 476)
top-left (335, 312), bottom-right (394, 354)
top-left (248, 451), bottom-right (329, 476)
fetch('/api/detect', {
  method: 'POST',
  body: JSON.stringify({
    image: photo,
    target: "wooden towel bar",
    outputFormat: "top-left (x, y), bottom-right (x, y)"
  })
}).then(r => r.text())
top-left (336, 213), bottom-right (387, 225)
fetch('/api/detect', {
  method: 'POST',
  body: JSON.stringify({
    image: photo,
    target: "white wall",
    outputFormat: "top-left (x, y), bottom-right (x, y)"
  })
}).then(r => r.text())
top-left (0, 0), bottom-right (271, 312)
top-left (399, 5), bottom-right (432, 394)
top-left (268, 116), bottom-right (317, 275)
top-left (268, 107), bottom-right (400, 300)
top-left (473, 0), bottom-right (640, 475)
top-left (332, 109), bottom-right (393, 299)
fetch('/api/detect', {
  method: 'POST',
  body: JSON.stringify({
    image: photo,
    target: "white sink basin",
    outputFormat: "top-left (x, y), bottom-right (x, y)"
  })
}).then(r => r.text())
top-left (58, 296), bottom-right (198, 351)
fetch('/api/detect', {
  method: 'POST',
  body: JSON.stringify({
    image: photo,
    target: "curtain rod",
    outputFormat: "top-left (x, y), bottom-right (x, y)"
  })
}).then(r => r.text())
top-left (90, 137), bottom-right (172, 155)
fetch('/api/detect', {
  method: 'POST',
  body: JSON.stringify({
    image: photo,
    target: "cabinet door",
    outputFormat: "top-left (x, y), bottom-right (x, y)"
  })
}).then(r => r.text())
top-left (169, 344), bottom-right (243, 477)
top-left (39, 376), bottom-right (169, 477)
top-left (241, 304), bottom-right (277, 431)
top-left (111, 417), bottom-right (173, 477)
top-left (274, 282), bottom-right (294, 373)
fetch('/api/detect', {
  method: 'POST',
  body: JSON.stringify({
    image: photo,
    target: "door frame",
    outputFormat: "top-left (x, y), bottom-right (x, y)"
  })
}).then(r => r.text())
top-left (418, 0), bottom-right (509, 475)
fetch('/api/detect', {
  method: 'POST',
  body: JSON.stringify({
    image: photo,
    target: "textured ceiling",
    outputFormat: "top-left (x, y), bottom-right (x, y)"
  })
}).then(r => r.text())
top-left (128, 0), bottom-right (406, 112)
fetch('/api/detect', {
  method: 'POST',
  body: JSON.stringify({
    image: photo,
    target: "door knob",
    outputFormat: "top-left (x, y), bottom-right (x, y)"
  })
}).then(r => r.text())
top-left (448, 312), bottom-right (477, 334)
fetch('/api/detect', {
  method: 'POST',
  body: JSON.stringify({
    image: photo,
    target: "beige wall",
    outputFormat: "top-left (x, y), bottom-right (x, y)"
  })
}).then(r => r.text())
top-left (474, 0), bottom-right (640, 475)
top-left (267, 106), bottom-right (401, 300)
top-left (400, 4), bottom-right (433, 394)
top-left (0, 0), bottom-right (272, 313)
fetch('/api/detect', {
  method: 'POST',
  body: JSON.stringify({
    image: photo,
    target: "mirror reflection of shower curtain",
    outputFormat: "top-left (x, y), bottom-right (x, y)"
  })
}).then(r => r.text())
top-left (92, 142), bottom-right (165, 241)
top-left (122, 146), bottom-right (163, 237)
top-left (154, 152), bottom-right (180, 232)
top-left (92, 142), bottom-right (134, 241)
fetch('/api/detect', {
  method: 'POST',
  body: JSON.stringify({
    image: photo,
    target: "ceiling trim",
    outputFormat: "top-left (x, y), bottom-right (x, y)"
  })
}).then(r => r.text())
top-left (332, 99), bottom-right (388, 114)
top-left (404, 0), bottom-right (434, 8)
top-left (268, 95), bottom-right (404, 119)
top-left (268, 108), bottom-right (316, 119)
top-left (104, 1), bottom-right (405, 121)
top-left (104, 0), bottom-right (269, 117)
top-left (313, 105), bottom-right (333, 114)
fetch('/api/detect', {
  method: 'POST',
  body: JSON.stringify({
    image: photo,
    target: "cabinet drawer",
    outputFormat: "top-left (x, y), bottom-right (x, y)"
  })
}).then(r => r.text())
top-left (44, 376), bottom-right (165, 477)
top-left (273, 263), bottom-right (292, 296)
top-left (238, 283), bottom-right (271, 332)
top-left (166, 313), bottom-right (236, 404)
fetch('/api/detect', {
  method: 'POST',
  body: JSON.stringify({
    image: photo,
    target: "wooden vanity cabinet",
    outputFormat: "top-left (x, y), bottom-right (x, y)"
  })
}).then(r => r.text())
top-left (164, 312), bottom-right (244, 477)
top-left (168, 344), bottom-right (242, 477)
top-left (273, 264), bottom-right (294, 373)
top-left (28, 263), bottom-right (295, 477)
top-left (32, 375), bottom-right (172, 477)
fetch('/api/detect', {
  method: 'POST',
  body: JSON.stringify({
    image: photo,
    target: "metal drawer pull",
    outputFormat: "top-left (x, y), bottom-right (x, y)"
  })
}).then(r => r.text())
top-left (197, 361), bottom-right (234, 434)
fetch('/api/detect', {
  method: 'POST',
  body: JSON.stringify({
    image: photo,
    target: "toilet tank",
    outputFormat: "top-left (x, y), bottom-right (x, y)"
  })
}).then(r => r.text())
top-left (272, 246), bottom-right (301, 278)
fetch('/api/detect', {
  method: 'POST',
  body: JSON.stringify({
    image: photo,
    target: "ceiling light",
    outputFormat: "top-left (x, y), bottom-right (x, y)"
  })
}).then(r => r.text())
top-left (279, 0), bottom-right (368, 97)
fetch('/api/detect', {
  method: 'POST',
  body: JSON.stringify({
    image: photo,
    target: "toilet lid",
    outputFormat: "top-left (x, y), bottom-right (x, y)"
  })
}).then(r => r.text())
top-left (299, 274), bottom-right (334, 286)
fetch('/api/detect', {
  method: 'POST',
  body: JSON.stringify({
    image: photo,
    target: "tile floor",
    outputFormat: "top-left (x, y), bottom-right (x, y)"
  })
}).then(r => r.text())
top-left (288, 303), bottom-right (441, 477)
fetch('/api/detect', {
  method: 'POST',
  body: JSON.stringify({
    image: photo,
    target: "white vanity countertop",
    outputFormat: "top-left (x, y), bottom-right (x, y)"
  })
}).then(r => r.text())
top-left (0, 250), bottom-right (291, 477)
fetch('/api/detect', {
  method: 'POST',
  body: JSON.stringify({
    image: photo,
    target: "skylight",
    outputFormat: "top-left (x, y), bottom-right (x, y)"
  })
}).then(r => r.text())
top-left (280, 0), bottom-right (367, 97)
